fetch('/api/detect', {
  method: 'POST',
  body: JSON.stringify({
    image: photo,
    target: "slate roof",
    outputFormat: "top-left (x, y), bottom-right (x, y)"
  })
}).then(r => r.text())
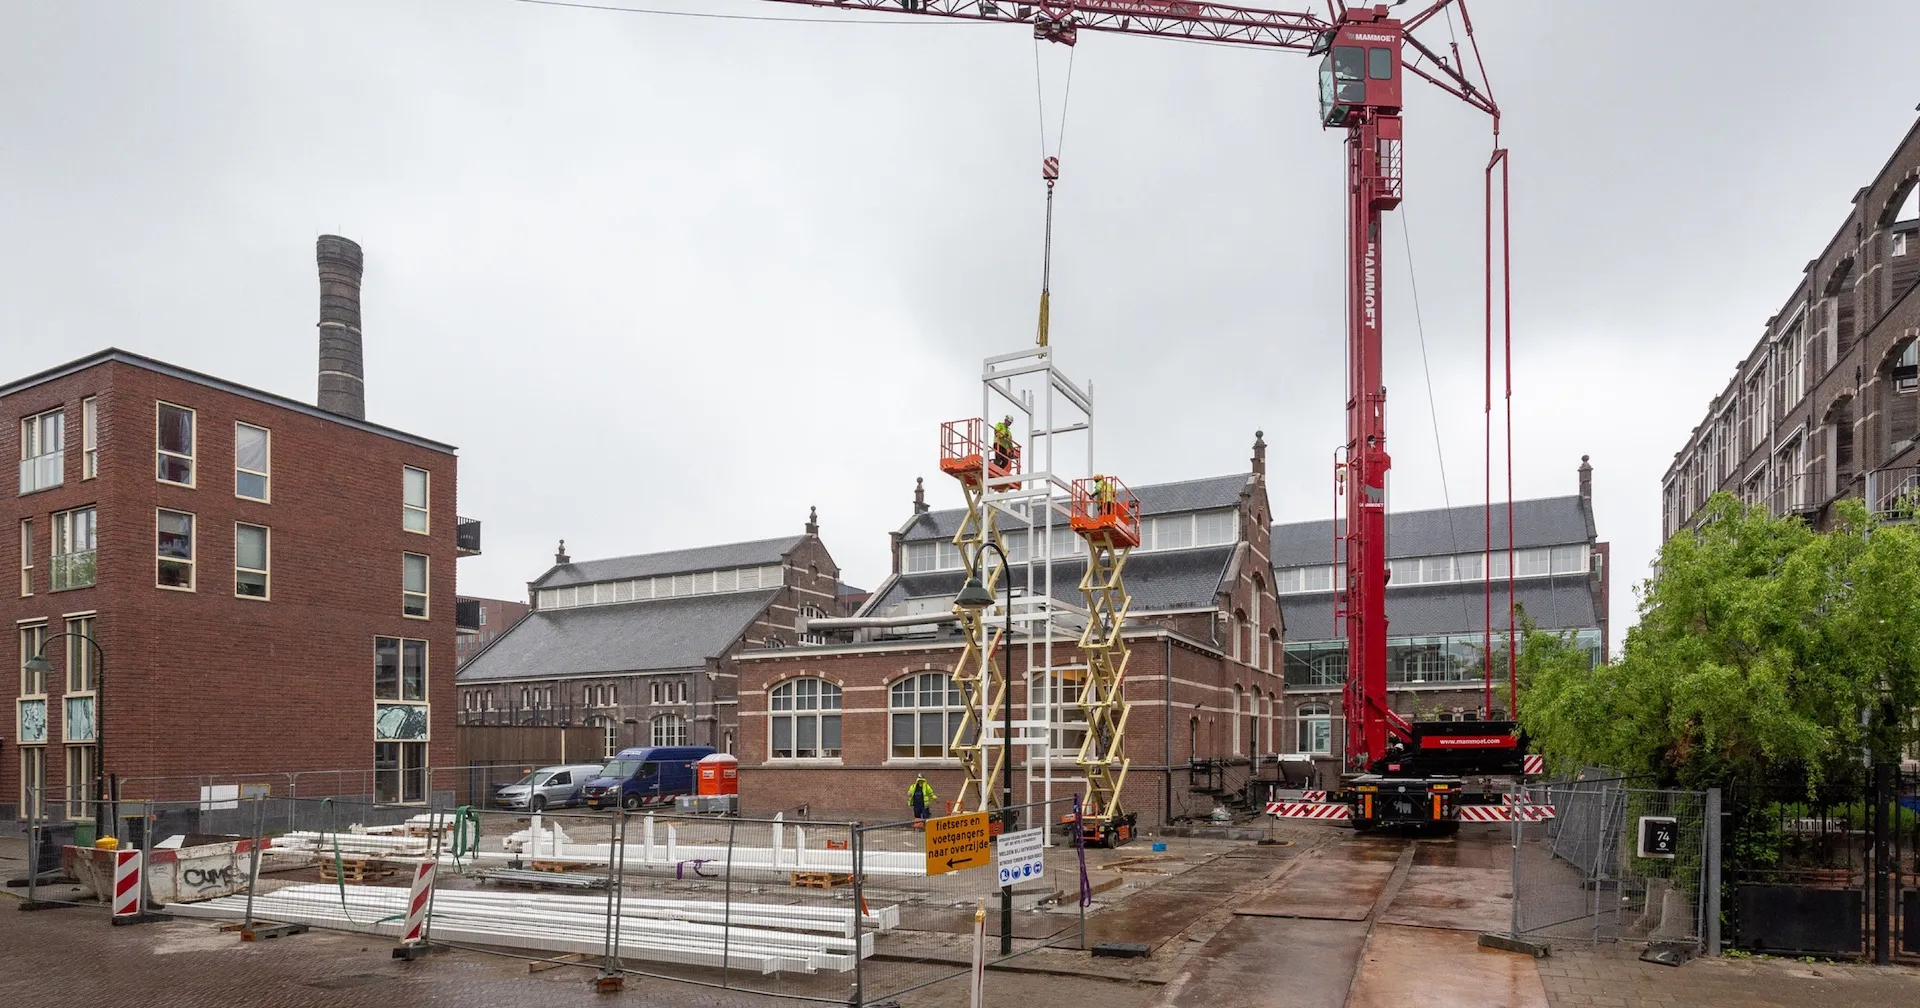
top-left (1278, 575), bottom-right (1599, 641)
top-left (864, 545), bottom-right (1235, 616)
top-left (454, 590), bottom-right (780, 682)
top-left (534, 535), bottom-right (805, 589)
top-left (1269, 496), bottom-right (1592, 568)
top-left (899, 473), bottom-right (1251, 543)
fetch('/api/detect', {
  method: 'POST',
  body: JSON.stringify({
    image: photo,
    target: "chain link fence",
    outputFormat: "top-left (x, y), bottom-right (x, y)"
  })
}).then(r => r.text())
top-left (17, 776), bottom-right (1093, 1005)
top-left (1508, 772), bottom-right (1716, 954)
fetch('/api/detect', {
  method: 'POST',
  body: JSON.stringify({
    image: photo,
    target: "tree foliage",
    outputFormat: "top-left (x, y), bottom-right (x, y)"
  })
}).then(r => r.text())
top-left (1520, 494), bottom-right (1920, 788)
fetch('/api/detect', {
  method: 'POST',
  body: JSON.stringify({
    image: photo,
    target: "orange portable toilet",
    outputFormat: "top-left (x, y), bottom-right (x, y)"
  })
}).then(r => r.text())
top-left (696, 753), bottom-right (739, 796)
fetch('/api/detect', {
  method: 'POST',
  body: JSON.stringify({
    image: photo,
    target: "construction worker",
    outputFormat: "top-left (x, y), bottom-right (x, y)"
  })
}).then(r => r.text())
top-left (908, 774), bottom-right (937, 822)
top-left (992, 416), bottom-right (1016, 470)
top-left (1095, 474), bottom-right (1117, 517)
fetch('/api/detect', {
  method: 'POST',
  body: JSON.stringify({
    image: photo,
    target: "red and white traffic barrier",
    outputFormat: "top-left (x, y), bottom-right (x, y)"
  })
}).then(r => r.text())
top-left (1523, 754), bottom-right (1545, 776)
top-left (112, 850), bottom-right (143, 919)
top-left (1457, 804), bottom-right (1557, 822)
top-left (399, 858), bottom-right (438, 946)
top-left (1266, 801), bottom-right (1352, 821)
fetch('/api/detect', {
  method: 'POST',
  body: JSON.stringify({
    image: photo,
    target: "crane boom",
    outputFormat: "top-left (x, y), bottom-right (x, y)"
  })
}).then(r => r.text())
top-left (751, 0), bottom-right (1522, 809)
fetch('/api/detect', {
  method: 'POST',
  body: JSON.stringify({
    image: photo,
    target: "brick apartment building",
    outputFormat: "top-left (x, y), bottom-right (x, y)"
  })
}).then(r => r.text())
top-left (1664, 115), bottom-right (1920, 535)
top-left (3, 236), bottom-right (471, 820)
top-left (453, 512), bottom-right (845, 760)
top-left (731, 434), bottom-right (1286, 826)
top-left (455, 595), bottom-right (530, 667)
top-left (1270, 458), bottom-right (1609, 781)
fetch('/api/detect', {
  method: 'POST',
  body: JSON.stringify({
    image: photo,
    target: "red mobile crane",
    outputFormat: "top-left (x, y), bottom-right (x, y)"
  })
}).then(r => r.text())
top-left (760, 0), bottom-right (1532, 828)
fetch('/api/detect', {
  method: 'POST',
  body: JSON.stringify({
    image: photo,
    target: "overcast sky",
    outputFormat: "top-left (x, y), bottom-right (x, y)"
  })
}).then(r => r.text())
top-left (4, 1), bottom-right (1915, 654)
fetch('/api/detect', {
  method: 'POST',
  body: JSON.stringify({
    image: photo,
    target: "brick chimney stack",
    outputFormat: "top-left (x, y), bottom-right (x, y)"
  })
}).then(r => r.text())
top-left (1579, 455), bottom-right (1593, 505)
top-left (315, 235), bottom-right (366, 420)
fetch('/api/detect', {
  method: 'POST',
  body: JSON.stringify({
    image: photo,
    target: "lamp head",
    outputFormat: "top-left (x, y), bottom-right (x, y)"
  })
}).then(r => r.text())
top-left (953, 577), bottom-right (994, 612)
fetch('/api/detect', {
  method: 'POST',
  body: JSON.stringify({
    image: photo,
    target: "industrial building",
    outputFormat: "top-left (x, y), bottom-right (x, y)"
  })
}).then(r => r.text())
top-left (452, 514), bottom-right (847, 758)
top-left (1663, 116), bottom-right (1920, 535)
top-left (1272, 458), bottom-right (1609, 778)
top-left (3, 236), bottom-right (473, 818)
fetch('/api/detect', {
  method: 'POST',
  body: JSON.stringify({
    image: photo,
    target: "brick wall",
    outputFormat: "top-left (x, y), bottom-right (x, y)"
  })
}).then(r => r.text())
top-left (2, 356), bottom-right (459, 813)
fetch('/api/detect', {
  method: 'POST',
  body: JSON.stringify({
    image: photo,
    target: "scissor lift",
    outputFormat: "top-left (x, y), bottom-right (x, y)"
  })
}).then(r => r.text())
top-left (1067, 475), bottom-right (1139, 846)
top-left (940, 417), bottom-right (1016, 814)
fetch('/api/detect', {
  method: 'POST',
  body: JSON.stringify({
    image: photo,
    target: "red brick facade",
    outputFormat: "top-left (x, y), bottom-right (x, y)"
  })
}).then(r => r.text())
top-left (3, 353), bottom-right (460, 816)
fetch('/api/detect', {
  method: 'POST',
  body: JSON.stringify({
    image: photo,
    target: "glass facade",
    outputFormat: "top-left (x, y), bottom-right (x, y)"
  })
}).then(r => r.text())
top-left (1283, 629), bottom-right (1603, 688)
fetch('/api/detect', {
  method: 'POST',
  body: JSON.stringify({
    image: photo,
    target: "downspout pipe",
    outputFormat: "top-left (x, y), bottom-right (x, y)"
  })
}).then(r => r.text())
top-left (1163, 635), bottom-right (1174, 828)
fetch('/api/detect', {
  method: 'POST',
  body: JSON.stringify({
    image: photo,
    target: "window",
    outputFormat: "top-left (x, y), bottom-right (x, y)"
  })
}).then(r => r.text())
top-left (155, 402), bottom-right (194, 486)
top-left (799, 605), bottom-right (827, 646)
top-left (1154, 515), bottom-right (1194, 551)
top-left (81, 398), bottom-right (97, 479)
top-left (1897, 342), bottom-right (1919, 395)
top-left (1301, 565), bottom-right (1333, 592)
top-left (19, 409), bottom-right (63, 494)
top-left (1368, 46), bottom-right (1392, 79)
top-left (603, 721), bottom-right (619, 759)
top-left (1298, 703), bottom-right (1333, 754)
top-left (234, 423), bottom-right (270, 501)
top-left (19, 519), bottom-right (32, 596)
top-left (49, 508), bottom-right (96, 591)
top-left (65, 617), bottom-right (96, 693)
top-left (1309, 652), bottom-right (1346, 687)
top-left (1516, 548), bottom-right (1552, 577)
top-left (156, 509), bottom-right (194, 589)
top-left (479, 605), bottom-right (488, 627)
top-left (235, 523), bottom-right (269, 598)
top-left (1196, 510), bottom-right (1237, 546)
top-left (402, 552), bottom-right (428, 617)
top-left (651, 713), bottom-right (688, 746)
top-left (19, 624), bottom-right (47, 697)
top-left (1550, 545), bottom-right (1585, 575)
top-left (769, 678), bottom-right (842, 759)
top-left (64, 745), bottom-right (94, 821)
top-left (374, 741), bottom-right (427, 804)
top-left (403, 467), bottom-right (429, 533)
top-left (890, 672), bottom-right (965, 758)
top-left (375, 637), bottom-right (428, 702)
top-left (1231, 687), bottom-right (1244, 755)
top-left (19, 746), bottom-right (44, 822)
top-left (1421, 556), bottom-right (1452, 583)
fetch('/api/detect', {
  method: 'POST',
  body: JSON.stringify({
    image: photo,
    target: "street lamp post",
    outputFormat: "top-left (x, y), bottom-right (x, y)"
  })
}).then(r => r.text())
top-left (953, 540), bottom-right (1015, 956)
top-left (25, 632), bottom-right (106, 841)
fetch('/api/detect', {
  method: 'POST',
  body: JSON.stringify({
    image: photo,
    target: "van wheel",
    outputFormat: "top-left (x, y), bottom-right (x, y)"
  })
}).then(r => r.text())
top-left (623, 794), bottom-right (642, 811)
top-left (530, 795), bottom-right (547, 813)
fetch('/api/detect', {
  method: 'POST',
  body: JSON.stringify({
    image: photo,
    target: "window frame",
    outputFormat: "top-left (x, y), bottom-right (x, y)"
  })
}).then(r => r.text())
top-left (18, 408), bottom-right (65, 496)
top-left (234, 422), bottom-right (271, 502)
top-left (650, 712), bottom-right (689, 747)
top-left (155, 401), bottom-right (196, 488)
top-left (234, 522), bottom-right (270, 600)
top-left (50, 507), bottom-right (97, 592)
top-left (19, 518), bottom-right (33, 597)
top-left (64, 744), bottom-right (95, 821)
top-left (374, 740), bottom-right (429, 805)
top-left (767, 677), bottom-right (844, 760)
top-left (155, 508), bottom-right (196, 591)
top-left (1297, 703), bottom-right (1334, 755)
top-left (19, 745), bottom-right (45, 822)
top-left (888, 671), bottom-right (965, 760)
top-left (402, 552), bottom-right (429, 618)
top-left (403, 466), bottom-right (430, 534)
top-left (374, 636), bottom-right (430, 703)
top-left (81, 397), bottom-right (98, 480)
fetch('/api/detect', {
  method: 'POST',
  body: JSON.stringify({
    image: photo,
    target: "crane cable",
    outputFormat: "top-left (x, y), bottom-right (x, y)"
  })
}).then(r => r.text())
top-left (1033, 42), bottom-right (1076, 347)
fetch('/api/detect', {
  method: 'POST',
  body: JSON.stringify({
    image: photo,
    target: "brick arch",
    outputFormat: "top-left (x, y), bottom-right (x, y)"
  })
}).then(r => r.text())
top-left (1875, 170), bottom-right (1919, 228)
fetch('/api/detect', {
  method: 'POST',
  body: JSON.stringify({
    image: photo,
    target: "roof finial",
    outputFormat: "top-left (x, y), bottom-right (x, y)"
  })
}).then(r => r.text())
top-left (1579, 455), bottom-right (1593, 504)
top-left (1251, 430), bottom-right (1267, 477)
top-left (913, 476), bottom-right (929, 514)
top-left (555, 539), bottom-right (570, 565)
top-left (806, 506), bottom-right (819, 536)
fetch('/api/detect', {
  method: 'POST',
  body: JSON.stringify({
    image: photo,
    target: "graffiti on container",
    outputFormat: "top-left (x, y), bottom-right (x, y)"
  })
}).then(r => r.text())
top-left (181, 865), bottom-right (240, 891)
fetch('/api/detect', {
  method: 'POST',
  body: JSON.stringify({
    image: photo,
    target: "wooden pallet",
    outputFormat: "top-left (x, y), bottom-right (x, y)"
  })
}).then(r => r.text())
top-left (529, 860), bottom-right (595, 874)
top-left (317, 857), bottom-right (399, 883)
top-left (789, 871), bottom-right (856, 889)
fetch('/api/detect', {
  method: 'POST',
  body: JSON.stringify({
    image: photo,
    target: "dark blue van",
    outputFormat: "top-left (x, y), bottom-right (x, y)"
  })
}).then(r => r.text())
top-left (582, 746), bottom-right (716, 810)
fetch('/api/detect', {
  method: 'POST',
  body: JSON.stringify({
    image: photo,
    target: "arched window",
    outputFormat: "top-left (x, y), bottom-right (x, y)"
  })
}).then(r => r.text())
top-left (769, 678), bottom-right (842, 759)
top-left (799, 606), bottom-right (827, 646)
top-left (1232, 609), bottom-right (1248, 660)
top-left (723, 730), bottom-right (734, 755)
top-left (1297, 703), bottom-right (1332, 755)
top-left (1230, 686), bottom-right (1244, 755)
top-left (1188, 716), bottom-right (1200, 759)
top-left (1267, 629), bottom-right (1281, 673)
top-left (590, 716), bottom-right (619, 758)
top-left (1310, 652), bottom-right (1347, 687)
top-left (1260, 693), bottom-right (1274, 754)
top-left (889, 672), bottom-right (965, 758)
top-left (1248, 688), bottom-right (1261, 758)
top-left (650, 712), bottom-right (688, 747)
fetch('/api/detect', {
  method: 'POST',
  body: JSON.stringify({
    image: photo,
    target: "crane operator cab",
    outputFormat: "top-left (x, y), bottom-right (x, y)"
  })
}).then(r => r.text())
top-left (1312, 12), bottom-right (1405, 126)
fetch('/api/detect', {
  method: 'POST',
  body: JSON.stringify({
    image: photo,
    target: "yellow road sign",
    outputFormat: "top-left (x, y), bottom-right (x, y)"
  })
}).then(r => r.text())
top-left (924, 811), bottom-right (993, 876)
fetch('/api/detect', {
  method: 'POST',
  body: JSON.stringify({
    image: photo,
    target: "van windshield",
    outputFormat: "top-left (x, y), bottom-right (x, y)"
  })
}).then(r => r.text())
top-left (598, 760), bottom-right (640, 779)
top-left (517, 770), bottom-right (554, 787)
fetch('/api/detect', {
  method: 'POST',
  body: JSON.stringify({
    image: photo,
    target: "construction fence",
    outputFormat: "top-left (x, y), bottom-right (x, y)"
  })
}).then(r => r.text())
top-left (17, 782), bottom-right (1094, 1006)
top-left (1506, 771), bottom-right (1718, 956)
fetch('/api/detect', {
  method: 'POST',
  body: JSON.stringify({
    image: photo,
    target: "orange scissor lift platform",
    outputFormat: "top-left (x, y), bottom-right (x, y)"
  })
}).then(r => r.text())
top-left (1069, 476), bottom-right (1140, 549)
top-left (939, 418), bottom-right (1021, 489)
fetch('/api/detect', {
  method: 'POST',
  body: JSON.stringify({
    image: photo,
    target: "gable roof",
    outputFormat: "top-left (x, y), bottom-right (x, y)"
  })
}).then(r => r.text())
top-left (534, 535), bottom-right (805, 589)
top-left (455, 589), bottom-right (781, 683)
top-left (863, 545), bottom-right (1235, 616)
top-left (900, 473), bottom-right (1250, 543)
top-left (1270, 496), bottom-right (1592, 568)
top-left (1278, 575), bottom-right (1599, 640)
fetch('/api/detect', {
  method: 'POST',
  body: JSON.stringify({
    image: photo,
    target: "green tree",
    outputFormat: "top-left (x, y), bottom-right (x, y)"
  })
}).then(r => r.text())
top-left (1520, 494), bottom-right (1920, 788)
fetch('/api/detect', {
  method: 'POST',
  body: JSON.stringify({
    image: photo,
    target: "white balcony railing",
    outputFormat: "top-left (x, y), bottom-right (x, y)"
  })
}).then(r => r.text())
top-left (18, 450), bottom-right (63, 494)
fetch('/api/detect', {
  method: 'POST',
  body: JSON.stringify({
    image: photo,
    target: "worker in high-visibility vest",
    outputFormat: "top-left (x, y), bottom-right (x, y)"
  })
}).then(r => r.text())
top-left (908, 775), bottom-right (938, 821)
top-left (1094, 475), bottom-right (1117, 517)
top-left (992, 416), bottom-right (1016, 471)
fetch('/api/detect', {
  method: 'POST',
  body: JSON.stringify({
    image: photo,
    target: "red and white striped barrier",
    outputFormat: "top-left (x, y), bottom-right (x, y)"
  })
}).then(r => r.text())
top-left (399, 859), bottom-right (438, 946)
top-left (1297, 790), bottom-right (1328, 803)
top-left (1523, 754), bottom-right (1545, 776)
top-left (1265, 801), bottom-right (1352, 821)
top-left (112, 850), bottom-right (143, 919)
top-left (1457, 804), bottom-right (1557, 822)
